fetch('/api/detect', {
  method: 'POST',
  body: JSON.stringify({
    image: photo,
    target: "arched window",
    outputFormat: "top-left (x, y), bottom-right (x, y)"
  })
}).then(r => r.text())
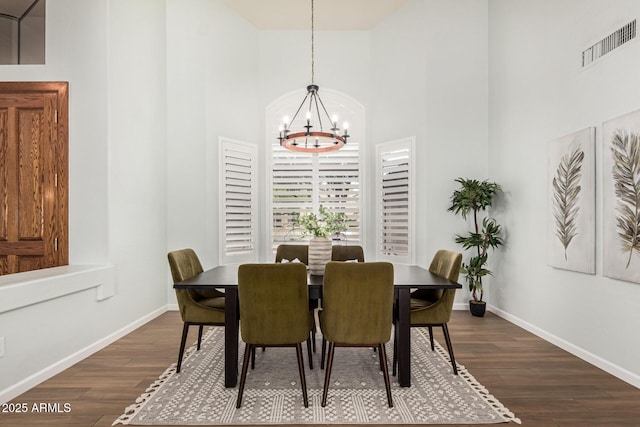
top-left (266, 88), bottom-right (365, 252)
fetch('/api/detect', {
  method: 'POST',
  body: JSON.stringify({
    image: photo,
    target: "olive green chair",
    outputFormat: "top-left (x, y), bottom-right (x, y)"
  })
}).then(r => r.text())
top-left (331, 245), bottom-right (365, 262)
top-left (168, 248), bottom-right (225, 373)
top-left (393, 249), bottom-right (462, 376)
top-left (236, 263), bottom-right (311, 408)
top-left (319, 261), bottom-right (395, 408)
top-left (275, 244), bottom-right (309, 264)
top-left (275, 244), bottom-right (320, 352)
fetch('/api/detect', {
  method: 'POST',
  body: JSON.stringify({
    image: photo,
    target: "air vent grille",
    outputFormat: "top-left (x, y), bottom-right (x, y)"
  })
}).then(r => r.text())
top-left (582, 19), bottom-right (636, 67)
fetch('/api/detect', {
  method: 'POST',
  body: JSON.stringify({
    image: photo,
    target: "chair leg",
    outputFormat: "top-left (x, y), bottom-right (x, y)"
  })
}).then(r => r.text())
top-left (441, 323), bottom-right (458, 375)
top-left (311, 311), bottom-right (317, 353)
top-left (236, 344), bottom-right (253, 408)
top-left (320, 337), bottom-right (327, 369)
top-left (251, 346), bottom-right (256, 370)
top-left (296, 343), bottom-right (309, 408)
top-left (428, 325), bottom-right (434, 351)
top-left (392, 321), bottom-right (399, 376)
top-left (306, 334), bottom-right (314, 370)
top-left (378, 343), bottom-right (394, 407)
top-left (197, 325), bottom-right (204, 350)
top-left (176, 323), bottom-right (190, 373)
top-left (321, 342), bottom-right (336, 407)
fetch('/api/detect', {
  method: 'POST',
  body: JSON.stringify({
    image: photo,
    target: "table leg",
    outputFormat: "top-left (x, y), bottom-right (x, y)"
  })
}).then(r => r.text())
top-left (224, 287), bottom-right (239, 388)
top-left (397, 287), bottom-right (411, 387)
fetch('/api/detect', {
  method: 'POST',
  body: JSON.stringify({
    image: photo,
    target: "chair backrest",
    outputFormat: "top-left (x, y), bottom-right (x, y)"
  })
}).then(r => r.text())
top-left (238, 263), bottom-right (309, 345)
top-left (428, 249), bottom-right (462, 282)
top-left (422, 250), bottom-right (462, 319)
top-left (168, 248), bottom-right (225, 316)
top-left (322, 261), bottom-right (394, 344)
top-left (168, 248), bottom-right (203, 282)
top-left (275, 244), bottom-right (309, 265)
top-left (168, 248), bottom-right (207, 320)
top-left (331, 245), bottom-right (365, 262)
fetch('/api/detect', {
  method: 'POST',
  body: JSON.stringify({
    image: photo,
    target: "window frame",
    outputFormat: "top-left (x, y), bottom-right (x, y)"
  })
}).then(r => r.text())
top-left (375, 137), bottom-right (416, 265)
top-left (218, 137), bottom-right (258, 265)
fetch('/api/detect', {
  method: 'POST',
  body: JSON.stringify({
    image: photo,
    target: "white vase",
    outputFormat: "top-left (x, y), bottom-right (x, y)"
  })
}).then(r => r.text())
top-left (308, 236), bottom-right (332, 275)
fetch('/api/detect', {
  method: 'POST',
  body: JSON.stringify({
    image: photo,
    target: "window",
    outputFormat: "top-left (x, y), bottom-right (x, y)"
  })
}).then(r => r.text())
top-left (219, 138), bottom-right (257, 264)
top-left (376, 138), bottom-right (415, 264)
top-left (271, 143), bottom-right (360, 248)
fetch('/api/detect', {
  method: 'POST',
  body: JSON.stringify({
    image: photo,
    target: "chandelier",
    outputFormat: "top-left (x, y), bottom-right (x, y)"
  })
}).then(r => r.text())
top-left (277, 0), bottom-right (349, 153)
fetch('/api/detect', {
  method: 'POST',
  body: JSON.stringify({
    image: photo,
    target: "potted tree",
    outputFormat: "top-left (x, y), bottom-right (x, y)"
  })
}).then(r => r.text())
top-left (449, 178), bottom-right (504, 317)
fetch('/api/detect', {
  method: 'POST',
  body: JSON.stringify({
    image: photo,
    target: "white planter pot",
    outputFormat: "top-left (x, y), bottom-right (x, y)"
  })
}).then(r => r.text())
top-left (308, 236), bottom-right (332, 275)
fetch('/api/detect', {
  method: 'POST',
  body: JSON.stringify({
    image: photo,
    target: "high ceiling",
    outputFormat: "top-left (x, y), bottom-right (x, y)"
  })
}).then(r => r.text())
top-left (0, 1), bottom-right (406, 30)
top-left (222, 0), bottom-right (407, 30)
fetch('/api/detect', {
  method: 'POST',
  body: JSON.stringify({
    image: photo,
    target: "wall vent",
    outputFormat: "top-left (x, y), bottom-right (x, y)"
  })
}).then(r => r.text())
top-left (582, 19), bottom-right (636, 67)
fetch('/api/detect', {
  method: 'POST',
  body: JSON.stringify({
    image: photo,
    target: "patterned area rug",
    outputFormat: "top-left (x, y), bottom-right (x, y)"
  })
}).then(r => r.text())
top-left (113, 327), bottom-right (520, 425)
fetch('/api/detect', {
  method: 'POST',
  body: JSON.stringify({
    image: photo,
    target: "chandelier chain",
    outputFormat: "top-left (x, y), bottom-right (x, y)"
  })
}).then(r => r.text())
top-left (311, 0), bottom-right (314, 84)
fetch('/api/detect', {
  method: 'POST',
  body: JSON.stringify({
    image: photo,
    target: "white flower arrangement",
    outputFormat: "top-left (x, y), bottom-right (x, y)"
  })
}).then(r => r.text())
top-left (294, 205), bottom-right (348, 238)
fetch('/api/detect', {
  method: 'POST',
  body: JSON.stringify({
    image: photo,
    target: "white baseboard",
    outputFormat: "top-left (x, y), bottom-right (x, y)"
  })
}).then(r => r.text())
top-left (453, 302), bottom-right (468, 311)
top-left (0, 306), bottom-right (169, 404)
top-left (488, 304), bottom-right (640, 389)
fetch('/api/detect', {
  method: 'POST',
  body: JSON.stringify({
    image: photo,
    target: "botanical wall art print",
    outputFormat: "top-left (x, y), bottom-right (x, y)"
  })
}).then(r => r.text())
top-left (603, 109), bottom-right (640, 283)
top-left (547, 127), bottom-right (595, 274)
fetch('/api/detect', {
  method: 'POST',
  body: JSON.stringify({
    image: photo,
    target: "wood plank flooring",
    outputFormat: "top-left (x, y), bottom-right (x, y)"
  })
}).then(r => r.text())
top-left (1, 310), bottom-right (639, 426)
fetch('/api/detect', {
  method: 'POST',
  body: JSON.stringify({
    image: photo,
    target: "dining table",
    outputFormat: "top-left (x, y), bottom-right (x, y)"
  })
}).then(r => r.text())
top-left (174, 263), bottom-right (461, 388)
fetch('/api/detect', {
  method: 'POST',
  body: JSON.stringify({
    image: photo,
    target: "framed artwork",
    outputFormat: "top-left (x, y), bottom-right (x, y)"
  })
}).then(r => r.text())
top-left (603, 109), bottom-right (640, 283)
top-left (547, 127), bottom-right (595, 274)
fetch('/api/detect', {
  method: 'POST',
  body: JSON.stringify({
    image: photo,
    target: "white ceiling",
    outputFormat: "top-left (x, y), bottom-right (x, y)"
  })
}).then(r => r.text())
top-left (0, 1), bottom-right (406, 30)
top-left (222, 0), bottom-right (408, 30)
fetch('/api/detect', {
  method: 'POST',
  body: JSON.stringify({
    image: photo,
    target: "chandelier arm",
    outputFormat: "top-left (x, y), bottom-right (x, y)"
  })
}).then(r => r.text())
top-left (288, 91), bottom-right (312, 128)
top-left (315, 93), bottom-right (334, 132)
top-left (312, 94), bottom-right (325, 132)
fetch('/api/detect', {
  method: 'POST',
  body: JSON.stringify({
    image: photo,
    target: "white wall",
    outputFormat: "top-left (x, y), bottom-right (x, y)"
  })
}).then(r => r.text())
top-left (0, 0), bottom-right (169, 400)
top-left (488, 0), bottom-right (640, 385)
top-left (370, 0), bottom-right (489, 296)
top-left (166, 0), bottom-right (259, 286)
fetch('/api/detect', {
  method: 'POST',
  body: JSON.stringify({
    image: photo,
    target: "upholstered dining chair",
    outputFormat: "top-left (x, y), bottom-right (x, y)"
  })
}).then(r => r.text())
top-left (275, 243), bottom-right (320, 352)
top-left (275, 244), bottom-right (309, 264)
top-left (319, 261), bottom-right (395, 408)
top-left (331, 245), bottom-right (365, 262)
top-left (168, 248), bottom-right (225, 373)
top-left (393, 249), bottom-right (462, 376)
top-left (236, 263), bottom-right (312, 408)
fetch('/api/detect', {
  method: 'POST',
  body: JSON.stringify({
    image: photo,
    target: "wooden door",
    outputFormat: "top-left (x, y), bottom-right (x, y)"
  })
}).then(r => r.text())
top-left (0, 82), bottom-right (68, 274)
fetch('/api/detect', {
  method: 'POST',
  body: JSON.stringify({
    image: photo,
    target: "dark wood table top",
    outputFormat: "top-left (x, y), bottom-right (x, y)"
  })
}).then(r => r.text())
top-left (174, 263), bottom-right (461, 290)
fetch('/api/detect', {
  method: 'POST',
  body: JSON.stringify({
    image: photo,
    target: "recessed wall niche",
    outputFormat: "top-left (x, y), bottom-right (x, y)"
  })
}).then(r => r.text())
top-left (0, 0), bottom-right (45, 65)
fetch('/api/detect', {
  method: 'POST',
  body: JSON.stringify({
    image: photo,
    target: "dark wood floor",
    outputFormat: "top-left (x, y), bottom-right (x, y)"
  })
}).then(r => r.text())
top-left (2, 310), bottom-right (640, 426)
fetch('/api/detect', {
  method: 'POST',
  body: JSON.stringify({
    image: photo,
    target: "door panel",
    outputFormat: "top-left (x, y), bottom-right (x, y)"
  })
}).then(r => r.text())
top-left (0, 82), bottom-right (68, 275)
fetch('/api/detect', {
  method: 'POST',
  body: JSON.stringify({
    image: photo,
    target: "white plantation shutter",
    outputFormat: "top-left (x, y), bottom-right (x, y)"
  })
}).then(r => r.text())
top-left (271, 149), bottom-right (314, 243)
top-left (271, 142), bottom-right (360, 250)
top-left (219, 138), bottom-right (257, 264)
top-left (318, 145), bottom-right (361, 242)
top-left (376, 138), bottom-right (415, 264)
